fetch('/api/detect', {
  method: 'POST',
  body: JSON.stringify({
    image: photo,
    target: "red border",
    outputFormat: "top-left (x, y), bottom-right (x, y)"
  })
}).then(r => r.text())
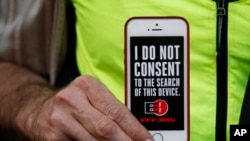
top-left (124, 16), bottom-right (190, 141)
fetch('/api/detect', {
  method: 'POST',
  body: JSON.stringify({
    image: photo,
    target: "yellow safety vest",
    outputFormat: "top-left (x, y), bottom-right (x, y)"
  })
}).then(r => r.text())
top-left (72, 0), bottom-right (250, 140)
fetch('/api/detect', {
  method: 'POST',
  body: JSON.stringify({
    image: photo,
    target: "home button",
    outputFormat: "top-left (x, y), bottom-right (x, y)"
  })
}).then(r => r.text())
top-left (153, 133), bottom-right (164, 141)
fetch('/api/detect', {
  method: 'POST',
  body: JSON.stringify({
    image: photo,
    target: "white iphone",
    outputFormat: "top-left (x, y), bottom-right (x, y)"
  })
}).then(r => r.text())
top-left (125, 17), bottom-right (190, 141)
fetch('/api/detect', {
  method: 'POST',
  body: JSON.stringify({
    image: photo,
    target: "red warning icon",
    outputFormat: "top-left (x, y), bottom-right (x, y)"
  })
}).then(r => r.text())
top-left (145, 99), bottom-right (169, 116)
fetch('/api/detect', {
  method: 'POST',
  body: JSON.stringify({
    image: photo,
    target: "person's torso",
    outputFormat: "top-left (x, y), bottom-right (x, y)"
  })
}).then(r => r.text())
top-left (72, 0), bottom-right (250, 140)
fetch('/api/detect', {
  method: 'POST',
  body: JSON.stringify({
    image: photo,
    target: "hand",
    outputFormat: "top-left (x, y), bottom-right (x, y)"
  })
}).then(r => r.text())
top-left (25, 76), bottom-right (153, 141)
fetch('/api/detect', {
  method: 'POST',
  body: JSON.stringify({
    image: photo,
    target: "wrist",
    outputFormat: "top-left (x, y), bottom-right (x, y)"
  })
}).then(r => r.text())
top-left (0, 62), bottom-right (56, 140)
top-left (14, 83), bottom-right (56, 139)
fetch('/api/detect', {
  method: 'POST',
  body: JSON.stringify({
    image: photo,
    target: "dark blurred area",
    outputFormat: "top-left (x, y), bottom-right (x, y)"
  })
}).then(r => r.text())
top-left (55, 1), bottom-right (80, 87)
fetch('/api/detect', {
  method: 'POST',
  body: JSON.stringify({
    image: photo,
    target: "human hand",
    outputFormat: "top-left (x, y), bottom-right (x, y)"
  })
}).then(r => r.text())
top-left (24, 76), bottom-right (153, 141)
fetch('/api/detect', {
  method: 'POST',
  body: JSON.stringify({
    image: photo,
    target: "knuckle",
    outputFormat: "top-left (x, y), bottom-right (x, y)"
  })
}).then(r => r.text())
top-left (46, 133), bottom-right (62, 141)
top-left (95, 119), bottom-right (117, 138)
top-left (48, 112), bottom-right (63, 128)
top-left (54, 86), bottom-right (80, 109)
top-left (72, 76), bottom-right (106, 94)
top-left (35, 130), bottom-right (62, 141)
top-left (54, 90), bottom-right (72, 105)
top-left (72, 75), bottom-right (94, 89)
top-left (104, 103), bottom-right (126, 122)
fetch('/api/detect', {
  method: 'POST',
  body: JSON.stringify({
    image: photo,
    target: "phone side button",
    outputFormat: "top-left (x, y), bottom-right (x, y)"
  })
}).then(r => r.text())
top-left (152, 133), bottom-right (164, 141)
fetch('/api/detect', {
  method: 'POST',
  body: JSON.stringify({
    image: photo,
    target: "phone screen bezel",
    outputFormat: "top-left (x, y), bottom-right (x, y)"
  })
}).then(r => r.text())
top-left (125, 17), bottom-right (190, 141)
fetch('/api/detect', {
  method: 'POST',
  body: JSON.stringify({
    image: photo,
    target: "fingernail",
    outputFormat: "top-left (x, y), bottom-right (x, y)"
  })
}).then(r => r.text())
top-left (145, 138), bottom-right (155, 141)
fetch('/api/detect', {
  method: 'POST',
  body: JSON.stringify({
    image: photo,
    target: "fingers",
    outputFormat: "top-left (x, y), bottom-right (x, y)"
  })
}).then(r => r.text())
top-left (28, 75), bottom-right (153, 141)
top-left (70, 76), bottom-right (153, 141)
top-left (53, 82), bottom-right (132, 141)
top-left (72, 100), bottom-right (132, 141)
top-left (49, 95), bottom-right (97, 141)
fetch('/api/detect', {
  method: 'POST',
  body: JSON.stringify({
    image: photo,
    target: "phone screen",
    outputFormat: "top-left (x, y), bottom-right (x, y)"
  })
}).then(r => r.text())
top-left (129, 36), bottom-right (185, 130)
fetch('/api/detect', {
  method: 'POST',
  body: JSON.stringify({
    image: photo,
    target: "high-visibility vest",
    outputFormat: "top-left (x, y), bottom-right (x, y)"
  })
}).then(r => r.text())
top-left (72, 0), bottom-right (250, 140)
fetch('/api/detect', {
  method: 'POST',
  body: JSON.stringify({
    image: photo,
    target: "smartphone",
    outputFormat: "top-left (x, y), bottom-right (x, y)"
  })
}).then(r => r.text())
top-left (125, 17), bottom-right (189, 141)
